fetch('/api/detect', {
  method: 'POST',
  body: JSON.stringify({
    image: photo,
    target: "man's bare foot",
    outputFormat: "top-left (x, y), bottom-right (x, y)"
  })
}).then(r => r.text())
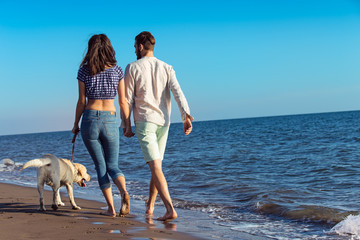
top-left (100, 209), bottom-right (116, 217)
top-left (119, 192), bottom-right (130, 217)
top-left (156, 210), bottom-right (178, 222)
top-left (145, 199), bottom-right (154, 215)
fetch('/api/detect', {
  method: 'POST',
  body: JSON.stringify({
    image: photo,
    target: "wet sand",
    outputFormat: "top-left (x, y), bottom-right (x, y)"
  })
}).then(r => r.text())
top-left (0, 182), bottom-right (203, 240)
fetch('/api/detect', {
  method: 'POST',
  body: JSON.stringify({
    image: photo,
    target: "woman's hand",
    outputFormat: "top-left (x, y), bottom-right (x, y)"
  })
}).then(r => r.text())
top-left (123, 126), bottom-right (135, 138)
top-left (72, 125), bottom-right (80, 134)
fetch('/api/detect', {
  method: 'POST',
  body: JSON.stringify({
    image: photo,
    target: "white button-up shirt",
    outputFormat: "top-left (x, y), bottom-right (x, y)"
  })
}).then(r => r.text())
top-left (121, 57), bottom-right (192, 127)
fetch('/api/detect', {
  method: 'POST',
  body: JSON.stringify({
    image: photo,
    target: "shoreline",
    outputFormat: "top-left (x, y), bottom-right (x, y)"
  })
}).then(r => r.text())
top-left (0, 182), bottom-right (204, 240)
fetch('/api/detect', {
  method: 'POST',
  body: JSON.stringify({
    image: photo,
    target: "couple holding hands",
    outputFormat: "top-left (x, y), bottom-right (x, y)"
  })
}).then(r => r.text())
top-left (72, 31), bottom-right (193, 221)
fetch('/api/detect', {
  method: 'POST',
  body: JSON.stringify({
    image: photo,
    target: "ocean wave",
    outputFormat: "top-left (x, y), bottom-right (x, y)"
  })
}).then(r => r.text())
top-left (256, 202), bottom-right (359, 224)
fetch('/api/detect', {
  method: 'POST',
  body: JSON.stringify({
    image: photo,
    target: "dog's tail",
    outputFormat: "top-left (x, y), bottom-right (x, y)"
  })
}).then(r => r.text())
top-left (21, 158), bottom-right (52, 170)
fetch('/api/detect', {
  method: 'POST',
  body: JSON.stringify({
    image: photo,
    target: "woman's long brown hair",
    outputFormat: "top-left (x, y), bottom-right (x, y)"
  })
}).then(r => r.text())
top-left (81, 34), bottom-right (117, 75)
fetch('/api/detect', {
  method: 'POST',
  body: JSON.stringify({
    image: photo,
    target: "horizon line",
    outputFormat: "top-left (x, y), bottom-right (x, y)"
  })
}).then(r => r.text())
top-left (1, 109), bottom-right (359, 137)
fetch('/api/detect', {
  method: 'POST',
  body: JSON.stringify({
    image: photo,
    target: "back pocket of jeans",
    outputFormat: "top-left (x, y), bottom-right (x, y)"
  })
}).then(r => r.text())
top-left (81, 120), bottom-right (99, 140)
top-left (103, 121), bottom-right (117, 137)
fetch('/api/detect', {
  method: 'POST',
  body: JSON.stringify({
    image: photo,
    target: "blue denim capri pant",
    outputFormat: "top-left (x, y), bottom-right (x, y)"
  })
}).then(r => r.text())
top-left (81, 110), bottom-right (124, 190)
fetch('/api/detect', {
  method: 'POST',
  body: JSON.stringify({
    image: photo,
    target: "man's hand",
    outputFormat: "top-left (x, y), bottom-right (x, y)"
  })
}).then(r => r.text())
top-left (183, 114), bottom-right (193, 135)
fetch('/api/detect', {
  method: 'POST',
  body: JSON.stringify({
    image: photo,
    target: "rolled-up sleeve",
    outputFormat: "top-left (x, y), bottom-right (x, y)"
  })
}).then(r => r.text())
top-left (168, 67), bottom-right (193, 122)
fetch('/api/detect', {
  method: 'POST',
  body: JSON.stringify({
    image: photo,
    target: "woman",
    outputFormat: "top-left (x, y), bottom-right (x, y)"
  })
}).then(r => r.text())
top-left (72, 34), bottom-right (134, 217)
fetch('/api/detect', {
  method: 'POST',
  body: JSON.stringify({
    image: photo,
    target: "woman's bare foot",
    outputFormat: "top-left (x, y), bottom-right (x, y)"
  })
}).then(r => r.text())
top-left (119, 192), bottom-right (130, 217)
top-left (145, 199), bottom-right (154, 215)
top-left (157, 210), bottom-right (178, 222)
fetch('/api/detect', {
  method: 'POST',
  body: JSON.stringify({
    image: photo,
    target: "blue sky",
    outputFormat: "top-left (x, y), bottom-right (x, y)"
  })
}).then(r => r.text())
top-left (1, 0), bottom-right (359, 135)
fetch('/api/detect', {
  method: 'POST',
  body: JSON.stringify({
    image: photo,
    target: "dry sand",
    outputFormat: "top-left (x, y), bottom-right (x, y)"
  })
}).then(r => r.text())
top-left (0, 182), bottom-right (204, 240)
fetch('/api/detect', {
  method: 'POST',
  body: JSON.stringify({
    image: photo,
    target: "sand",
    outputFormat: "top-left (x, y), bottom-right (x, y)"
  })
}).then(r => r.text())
top-left (0, 182), bottom-right (204, 240)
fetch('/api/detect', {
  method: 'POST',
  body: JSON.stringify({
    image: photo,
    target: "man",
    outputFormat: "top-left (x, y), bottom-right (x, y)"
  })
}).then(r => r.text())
top-left (122, 31), bottom-right (193, 221)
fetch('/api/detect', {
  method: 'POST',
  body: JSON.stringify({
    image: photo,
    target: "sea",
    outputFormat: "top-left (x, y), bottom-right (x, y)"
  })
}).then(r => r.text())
top-left (1, 110), bottom-right (360, 240)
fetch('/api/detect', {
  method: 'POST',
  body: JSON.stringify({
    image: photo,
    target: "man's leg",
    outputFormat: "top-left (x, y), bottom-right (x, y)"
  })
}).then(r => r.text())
top-left (135, 122), bottom-right (174, 219)
top-left (146, 174), bottom-right (158, 215)
top-left (148, 159), bottom-right (177, 221)
top-left (146, 124), bottom-right (169, 215)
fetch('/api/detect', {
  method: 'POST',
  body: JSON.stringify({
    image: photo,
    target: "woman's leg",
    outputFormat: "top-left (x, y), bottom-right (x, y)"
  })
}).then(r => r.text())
top-left (101, 187), bottom-right (116, 216)
top-left (81, 111), bottom-right (113, 215)
top-left (113, 176), bottom-right (130, 216)
top-left (100, 113), bottom-right (130, 216)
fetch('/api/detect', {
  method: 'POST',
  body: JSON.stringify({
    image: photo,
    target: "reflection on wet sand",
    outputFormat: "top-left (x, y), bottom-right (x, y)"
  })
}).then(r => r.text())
top-left (146, 216), bottom-right (177, 231)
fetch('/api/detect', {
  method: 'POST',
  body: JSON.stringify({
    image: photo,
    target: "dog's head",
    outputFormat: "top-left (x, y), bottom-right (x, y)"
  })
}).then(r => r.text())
top-left (73, 163), bottom-right (91, 187)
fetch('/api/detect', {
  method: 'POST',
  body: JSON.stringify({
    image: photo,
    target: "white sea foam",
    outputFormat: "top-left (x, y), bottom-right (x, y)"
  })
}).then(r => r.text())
top-left (2, 158), bottom-right (14, 165)
top-left (0, 158), bottom-right (22, 172)
top-left (328, 214), bottom-right (360, 239)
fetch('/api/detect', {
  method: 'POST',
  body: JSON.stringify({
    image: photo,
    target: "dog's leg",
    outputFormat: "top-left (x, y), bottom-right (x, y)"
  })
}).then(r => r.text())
top-left (55, 189), bottom-right (65, 207)
top-left (51, 190), bottom-right (59, 210)
top-left (37, 175), bottom-right (46, 211)
top-left (51, 183), bottom-right (60, 210)
top-left (65, 183), bottom-right (81, 210)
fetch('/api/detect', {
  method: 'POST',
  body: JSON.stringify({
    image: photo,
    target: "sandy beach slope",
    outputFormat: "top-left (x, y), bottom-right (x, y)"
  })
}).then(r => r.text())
top-left (0, 182), bottom-right (204, 240)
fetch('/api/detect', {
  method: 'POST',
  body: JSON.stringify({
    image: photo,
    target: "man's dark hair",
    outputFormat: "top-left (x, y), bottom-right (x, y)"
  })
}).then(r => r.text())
top-left (135, 31), bottom-right (155, 51)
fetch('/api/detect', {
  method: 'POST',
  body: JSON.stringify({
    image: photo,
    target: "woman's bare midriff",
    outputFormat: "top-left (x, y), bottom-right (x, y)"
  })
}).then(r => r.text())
top-left (85, 99), bottom-right (116, 112)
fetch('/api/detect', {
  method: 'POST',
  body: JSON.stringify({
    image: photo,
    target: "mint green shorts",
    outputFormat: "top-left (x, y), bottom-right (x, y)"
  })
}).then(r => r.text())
top-left (135, 122), bottom-right (169, 163)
